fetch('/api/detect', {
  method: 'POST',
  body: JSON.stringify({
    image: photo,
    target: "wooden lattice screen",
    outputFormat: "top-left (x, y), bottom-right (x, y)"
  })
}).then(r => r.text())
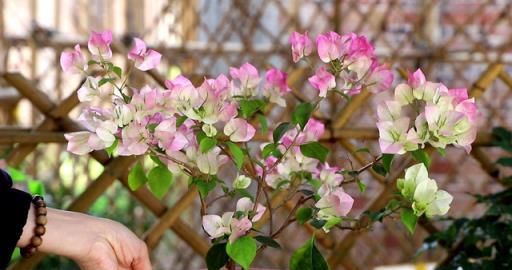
top-left (1, 1), bottom-right (512, 269)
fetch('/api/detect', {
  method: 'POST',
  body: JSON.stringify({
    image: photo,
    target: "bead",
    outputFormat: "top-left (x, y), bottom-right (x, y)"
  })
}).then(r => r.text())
top-left (31, 236), bottom-right (43, 247)
top-left (36, 207), bottom-right (47, 216)
top-left (21, 246), bottom-right (37, 258)
top-left (34, 200), bottom-right (46, 207)
top-left (36, 215), bottom-right (47, 225)
top-left (34, 225), bottom-right (46, 236)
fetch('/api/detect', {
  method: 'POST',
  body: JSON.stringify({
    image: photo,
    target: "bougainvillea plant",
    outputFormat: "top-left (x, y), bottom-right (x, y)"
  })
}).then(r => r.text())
top-left (61, 30), bottom-right (478, 270)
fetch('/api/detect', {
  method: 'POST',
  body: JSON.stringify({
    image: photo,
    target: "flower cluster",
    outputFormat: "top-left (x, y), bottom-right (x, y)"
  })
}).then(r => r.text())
top-left (377, 69), bottom-right (478, 154)
top-left (397, 163), bottom-right (453, 218)
top-left (203, 197), bottom-right (266, 243)
top-left (290, 31), bottom-right (393, 97)
top-left (60, 29), bottom-right (471, 269)
top-left (63, 31), bottom-right (292, 176)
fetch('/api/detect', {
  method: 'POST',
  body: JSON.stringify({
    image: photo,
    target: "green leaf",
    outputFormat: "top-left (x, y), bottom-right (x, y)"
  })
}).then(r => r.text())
top-left (6, 167), bottom-right (27, 182)
top-left (381, 154), bottom-right (394, 173)
top-left (147, 166), bottom-right (173, 199)
top-left (27, 180), bottom-right (45, 195)
top-left (200, 137), bottom-right (217, 153)
top-left (226, 142), bottom-right (244, 170)
top-left (128, 161), bottom-right (148, 190)
top-left (497, 157), bottom-right (512, 167)
top-left (356, 178), bottom-right (367, 193)
top-left (290, 236), bottom-right (330, 270)
top-left (239, 99), bottom-right (265, 118)
top-left (400, 209), bottom-right (418, 234)
top-left (355, 147), bottom-right (370, 154)
top-left (262, 143), bottom-right (278, 159)
top-left (386, 199), bottom-right (400, 211)
top-left (309, 219), bottom-right (327, 229)
top-left (226, 236), bottom-right (257, 270)
top-left (296, 207), bottom-right (314, 225)
top-left (411, 149), bottom-right (431, 168)
top-left (254, 235), bottom-right (281, 249)
top-left (258, 114), bottom-right (268, 134)
top-left (273, 122), bottom-right (291, 143)
top-left (300, 142), bottom-right (329, 163)
top-left (176, 115), bottom-right (188, 128)
top-left (292, 102), bottom-right (314, 130)
top-left (87, 60), bottom-right (99, 66)
top-left (372, 163), bottom-right (387, 176)
top-left (437, 148), bottom-right (446, 157)
top-left (98, 77), bottom-right (116, 87)
top-left (191, 177), bottom-right (216, 198)
top-left (105, 139), bottom-right (118, 157)
top-left (112, 66), bottom-right (123, 78)
top-left (150, 155), bottom-right (167, 167)
top-left (323, 217), bottom-right (342, 231)
top-left (206, 243), bottom-right (229, 270)
top-left (195, 130), bottom-right (207, 145)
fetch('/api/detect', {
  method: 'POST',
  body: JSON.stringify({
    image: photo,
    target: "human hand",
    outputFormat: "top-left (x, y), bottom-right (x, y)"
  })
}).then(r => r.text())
top-left (19, 207), bottom-right (151, 270)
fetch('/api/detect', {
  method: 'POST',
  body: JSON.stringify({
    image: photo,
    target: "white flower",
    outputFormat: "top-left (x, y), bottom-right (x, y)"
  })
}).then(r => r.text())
top-left (233, 175), bottom-right (251, 189)
top-left (397, 163), bottom-right (453, 218)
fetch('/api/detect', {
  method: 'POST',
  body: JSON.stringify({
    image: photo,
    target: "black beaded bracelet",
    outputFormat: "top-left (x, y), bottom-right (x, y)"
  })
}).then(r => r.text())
top-left (20, 195), bottom-right (47, 258)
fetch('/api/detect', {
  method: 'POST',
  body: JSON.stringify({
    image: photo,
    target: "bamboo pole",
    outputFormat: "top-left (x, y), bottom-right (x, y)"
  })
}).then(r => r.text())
top-left (332, 89), bottom-right (372, 129)
top-left (144, 187), bottom-right (198, 249)
top-left (0, 130), bottom-right (66, 143)
top-left (469, 63), bottom-right (503, 99)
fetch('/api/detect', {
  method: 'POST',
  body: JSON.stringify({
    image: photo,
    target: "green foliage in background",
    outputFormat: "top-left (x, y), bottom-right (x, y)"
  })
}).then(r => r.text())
top-left (421, 127), bottom-right (512, 270)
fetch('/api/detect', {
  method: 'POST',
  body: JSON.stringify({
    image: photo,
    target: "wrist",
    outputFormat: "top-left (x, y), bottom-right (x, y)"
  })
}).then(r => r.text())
top-left (17, 204), bottom-right (36, 247)
top-left (31, 208), bottom-right (104, 260)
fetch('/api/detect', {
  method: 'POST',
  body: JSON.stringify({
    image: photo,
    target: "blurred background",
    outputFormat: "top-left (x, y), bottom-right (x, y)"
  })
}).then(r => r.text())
top-left (1, 0), bottom-right (512, 269)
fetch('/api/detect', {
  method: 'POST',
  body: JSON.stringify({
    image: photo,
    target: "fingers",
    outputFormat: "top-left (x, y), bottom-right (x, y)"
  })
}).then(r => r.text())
top-left (131, 241), bottom-right (152, 270)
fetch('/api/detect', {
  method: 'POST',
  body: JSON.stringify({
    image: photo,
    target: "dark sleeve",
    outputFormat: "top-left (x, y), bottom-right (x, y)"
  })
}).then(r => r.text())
top-left (0, 169), bottom-right (32, 269)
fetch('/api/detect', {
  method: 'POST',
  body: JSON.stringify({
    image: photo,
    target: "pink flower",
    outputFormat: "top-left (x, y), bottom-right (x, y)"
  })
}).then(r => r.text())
top-left (202, 212), bottom-right (233, 239)
top-left (196, 147), bottom-right (228, 175)
top-left (408, 69), bottom-right (426, 88)
top-left (236, 197), bottom-right (266, 222)
top-left (316, 31), bottom-right (343, 62)
top-left (206, 74), bottom-right (231, 99)
top-left (164, 75), bottom-right (194, 90)
top-left (117, 122), bottom-right (149, 156)
top-left (377, 118), bottom-right (412, 154)
top-left (264, 68), bottom-right (290, 94)
top-left (88, 30), bottom-right (113, 59)
top-left (447, 88), bottom-right (469, 105)
top-left (65, 120), bottom-right (117, 156)
top-left (303, 118), bottom-right (325, 141)
top-left (264, 68), bottom-right (291, 107)
top-left (224, 118), bottom-right (256, 142)
top-left (154, 118), bottom-right (188, 153)
top-left (60, 44), bottom-right (86, 74)
top-left (315, 187), bottom-right (354, 217)
top-left (368, 64), bottom-right (394, 93)
top-left (289, 31), bottom-right (313, 63)
top-left (218, 102), bottom-right (238, 122)
top-left (229, 217), bottom-right (252, 243)
top-left (319, 163), bottom-right (343, 187)
top-left (131, 86), bottom-right (159, 110)
top-left (345, 33), bottom-right (374, 58)
top-left (127, 38), bottom-right (162, 71)
top-left (65, 132), bottom-right (95, 155)
top-left (308, 66), bottom-right (336, 97)
top-left (230, 62), bottom-right (260, 90)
